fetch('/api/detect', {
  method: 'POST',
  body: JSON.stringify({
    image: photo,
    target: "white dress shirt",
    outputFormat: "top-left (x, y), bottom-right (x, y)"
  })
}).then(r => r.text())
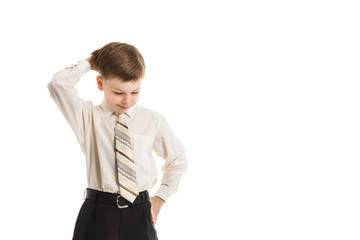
top-left (48, 60), bottom-right (187, 201)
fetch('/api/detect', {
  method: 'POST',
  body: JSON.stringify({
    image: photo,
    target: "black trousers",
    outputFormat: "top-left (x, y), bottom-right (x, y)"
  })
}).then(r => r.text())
top-left (72, 191), bottom-right (158, 240)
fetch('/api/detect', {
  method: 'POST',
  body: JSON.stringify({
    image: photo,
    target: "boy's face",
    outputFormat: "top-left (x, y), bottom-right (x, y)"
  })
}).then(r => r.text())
top-left (97, 76), bottom-right (142, 115)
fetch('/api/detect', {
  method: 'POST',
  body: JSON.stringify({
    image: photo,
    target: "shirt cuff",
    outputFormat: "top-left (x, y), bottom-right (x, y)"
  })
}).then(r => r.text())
top-left (78, 59), bottom-right (91, 73)
top-left (51, 60), bottom-right (91, 87)
top-left (155, 185), bottom-right (174, 202)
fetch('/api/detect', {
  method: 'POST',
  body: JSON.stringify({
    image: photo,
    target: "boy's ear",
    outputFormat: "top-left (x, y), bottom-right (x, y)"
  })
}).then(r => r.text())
top-left (97, 75), bottom-right (104, 91)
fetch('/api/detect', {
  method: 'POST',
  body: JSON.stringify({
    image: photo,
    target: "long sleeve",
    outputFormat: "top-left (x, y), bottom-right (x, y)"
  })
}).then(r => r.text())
top-left (153, 115), bottom-right (188, 201)
top-left (47, 60), bottom-right (92, 151)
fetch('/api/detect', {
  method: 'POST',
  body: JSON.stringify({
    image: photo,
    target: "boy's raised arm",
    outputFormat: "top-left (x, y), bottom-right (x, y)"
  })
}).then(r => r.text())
top-left (47, 60), bottom-right (93, 150)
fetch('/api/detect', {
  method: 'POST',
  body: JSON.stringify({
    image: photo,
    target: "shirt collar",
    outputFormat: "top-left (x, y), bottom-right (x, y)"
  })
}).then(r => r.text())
top-left (100, 98), bottom-right (135, 118)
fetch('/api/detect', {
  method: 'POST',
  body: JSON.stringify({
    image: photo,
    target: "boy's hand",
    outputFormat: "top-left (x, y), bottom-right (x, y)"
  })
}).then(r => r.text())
top-left (86, 56), bottom-right (98, 72)
top-left (149, 196), bottom-right (165, 227)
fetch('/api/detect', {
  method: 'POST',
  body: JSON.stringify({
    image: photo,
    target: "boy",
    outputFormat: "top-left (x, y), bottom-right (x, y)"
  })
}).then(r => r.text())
top-left (48, 42), bottom-right (188, 240)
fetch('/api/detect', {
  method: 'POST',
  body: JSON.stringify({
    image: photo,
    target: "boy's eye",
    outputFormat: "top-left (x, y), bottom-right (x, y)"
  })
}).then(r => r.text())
top-left (113, 91), bottom-right (139, 95)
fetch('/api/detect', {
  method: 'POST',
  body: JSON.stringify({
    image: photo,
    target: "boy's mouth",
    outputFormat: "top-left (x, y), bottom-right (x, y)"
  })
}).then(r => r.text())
top-left (117, 104), bottom-right (128, 109)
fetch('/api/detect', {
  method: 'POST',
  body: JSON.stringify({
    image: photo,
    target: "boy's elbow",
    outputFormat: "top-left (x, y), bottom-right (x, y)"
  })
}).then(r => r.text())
top-left (47, 80), bottom-right (53, 89)
top-left (47, 81), bottom-right (54, 95)
top-left (47, 80), bottom-right (57, 99)
top-left (167, 151), bottom-right (188, 173)
top-left (47, 74), bottom-right (65, 98)
top-left (181, 152), bottom-right (188, 173)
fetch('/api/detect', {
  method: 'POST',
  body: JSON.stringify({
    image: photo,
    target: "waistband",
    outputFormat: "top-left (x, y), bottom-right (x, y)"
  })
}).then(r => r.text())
top-left (84, 188), bottom-right (149, 208)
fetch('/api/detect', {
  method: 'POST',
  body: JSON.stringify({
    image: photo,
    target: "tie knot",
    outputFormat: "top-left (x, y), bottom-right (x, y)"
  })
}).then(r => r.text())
top-left (117, 113), bottom-right (128, 123)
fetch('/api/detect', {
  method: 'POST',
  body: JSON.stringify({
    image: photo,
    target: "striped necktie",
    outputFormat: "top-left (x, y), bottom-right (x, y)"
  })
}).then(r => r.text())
top-left (115, 113), bottom-right (139, 203)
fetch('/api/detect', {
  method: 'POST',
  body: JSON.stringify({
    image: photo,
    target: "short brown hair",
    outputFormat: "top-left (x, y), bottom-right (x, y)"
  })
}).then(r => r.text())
top-left (91, 42), bottom-right (145, 81)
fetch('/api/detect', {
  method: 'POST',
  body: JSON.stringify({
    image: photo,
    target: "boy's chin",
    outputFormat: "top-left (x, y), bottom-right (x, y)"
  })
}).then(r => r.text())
top-left (114, 108), bottom-right (127, 115)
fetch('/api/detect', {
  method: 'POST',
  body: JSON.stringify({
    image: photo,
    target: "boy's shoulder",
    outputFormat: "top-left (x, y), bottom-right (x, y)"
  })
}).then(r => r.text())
top-left (133, 105), bottom-right (164, 119)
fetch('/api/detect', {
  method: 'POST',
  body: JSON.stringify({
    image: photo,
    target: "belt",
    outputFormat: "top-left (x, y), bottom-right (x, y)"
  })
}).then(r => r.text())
top-left (84, 188), bottom-right (149, 208)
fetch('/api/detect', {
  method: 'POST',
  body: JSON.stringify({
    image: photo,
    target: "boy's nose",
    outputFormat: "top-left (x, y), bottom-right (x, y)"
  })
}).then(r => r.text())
top-left (122, 96), bottom-right (131, 105)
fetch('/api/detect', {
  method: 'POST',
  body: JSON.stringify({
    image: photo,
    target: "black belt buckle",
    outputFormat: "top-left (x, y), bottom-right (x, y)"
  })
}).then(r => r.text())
top-left (116, 195), bottom-right (130, 208)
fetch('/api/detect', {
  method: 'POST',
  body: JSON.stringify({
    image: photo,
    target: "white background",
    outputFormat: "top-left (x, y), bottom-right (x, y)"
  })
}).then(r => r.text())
top-left (0, 0), bottom-right (359, 239)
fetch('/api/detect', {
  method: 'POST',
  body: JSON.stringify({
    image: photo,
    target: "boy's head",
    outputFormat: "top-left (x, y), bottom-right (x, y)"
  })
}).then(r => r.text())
top-left (91, 42), bottom-right (145, 115)
top-left (91, 42), bottom-right (145, 81)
